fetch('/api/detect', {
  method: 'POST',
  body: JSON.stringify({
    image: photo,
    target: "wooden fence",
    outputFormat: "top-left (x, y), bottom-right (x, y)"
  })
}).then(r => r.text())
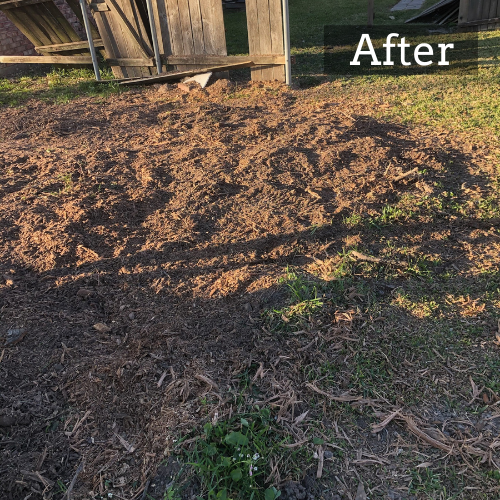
top-left (0, 0), bottom-right (288, 81)
top-left (459, 0), bottom-right (500, 30)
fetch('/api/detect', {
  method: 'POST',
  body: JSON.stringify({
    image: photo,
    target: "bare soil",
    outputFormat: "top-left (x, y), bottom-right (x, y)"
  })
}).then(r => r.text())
top-left (0, 80), bottom-right (498, 499)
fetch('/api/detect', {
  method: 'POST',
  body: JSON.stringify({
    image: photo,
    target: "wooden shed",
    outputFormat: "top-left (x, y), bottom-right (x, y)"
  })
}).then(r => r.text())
top-left (406, 0), bottom-right (500, 30)
top-left (0, 0), bottom-right (290, 82)
top-left (459, 0), bottom-right (500, 30)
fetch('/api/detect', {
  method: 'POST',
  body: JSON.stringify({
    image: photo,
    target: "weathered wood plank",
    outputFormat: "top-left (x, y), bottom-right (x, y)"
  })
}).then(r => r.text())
top-left (90, 2), bottom-right (110, 11)
top-left (37, 5), bottom-right (74, 44)
top-left (0, 55), bottom-right (93, 63)
top-left (93, 0), bottom-right (154, 77)
top-left (150, 0), bottom-right (171, 64)
top-left (245, 0), bottom-right (262, 81)
top-left (268, 0), bottom-right (284, 81)
top-left (199, 0), bottom-right (226, 55)
top-left (164, 0), bottom-right (182, 56)
top-left (106, 57), bottom-right (154, 65)
top-left (35, 39), bottom-right (105, 53)
top-left (163, 54), bottom-right (285, 65)
top-left (120, 60), bottom-right (253, 85)
top-left (0, 0), bottom-right (49, 9)
top-left (458, 0), bottom-right (470, 24)
top-left (246, 0), bottom-right (285, 81)
top-left (257, 0), bottom-right (274, 81)
top-left (40, 2), bottom-right (82, 43)
top-left (188, 0), bottom-right (204, 54)
top-left (5, 8), bottom-right (53, 46)
top-left (0, 55), bottom-right (154, 66)
top-left (1, 10), bottom-right (43, 46)
top-left (161, 0), bottom-right (226, 71)
top-left (64, 0), bottom-right (100, 39)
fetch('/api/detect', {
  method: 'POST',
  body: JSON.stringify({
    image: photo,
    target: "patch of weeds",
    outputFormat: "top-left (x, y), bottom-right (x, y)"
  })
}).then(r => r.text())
top-left (486, 469), bottom-right (500, 483)
top-left (477, 195), bottom-right (500, 220)
top-left (375, 204), bottom-right (413, 225)
top-left (264, 268), bottom-right (324, 331)
top-left (186, 409), bottom-right (282, 500)
top-left (405, 256), bottom-right (434, 280)
top-left (408, 468), bottom-right (442, 495)
top-left (56, 479), bottom-right (67, 494)
top-left (342, 212), bottom-right (362, 228)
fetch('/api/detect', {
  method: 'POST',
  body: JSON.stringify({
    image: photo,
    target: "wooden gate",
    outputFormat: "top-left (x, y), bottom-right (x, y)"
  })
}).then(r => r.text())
top-left (459, 0), bottom-right (500, 30)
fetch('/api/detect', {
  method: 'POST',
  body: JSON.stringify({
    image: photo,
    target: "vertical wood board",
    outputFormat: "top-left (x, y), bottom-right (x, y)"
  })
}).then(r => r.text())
top-left (157, 0), bottom-right (226, 70)
top-left (89, 0), bottom-right (154, 78)
top-left (246, 0), bottom-right (285, 82)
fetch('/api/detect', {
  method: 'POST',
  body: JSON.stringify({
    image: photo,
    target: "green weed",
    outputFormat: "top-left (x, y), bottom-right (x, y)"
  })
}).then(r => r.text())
top-left (187, 409), bottom-right (282, 500)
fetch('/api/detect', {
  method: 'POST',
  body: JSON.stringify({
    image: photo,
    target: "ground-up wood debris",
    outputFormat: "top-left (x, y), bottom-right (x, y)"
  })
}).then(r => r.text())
top-left (0, 80), bottom-right (499, 499)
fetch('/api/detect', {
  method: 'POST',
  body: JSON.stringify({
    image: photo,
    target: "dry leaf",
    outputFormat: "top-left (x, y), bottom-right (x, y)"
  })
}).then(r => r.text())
top-left (294, 411), bottom-right (309, 425)
top-left (469, 376), bottom-right (483, 404)
top-left (416, 462), bottom-right (433, 468)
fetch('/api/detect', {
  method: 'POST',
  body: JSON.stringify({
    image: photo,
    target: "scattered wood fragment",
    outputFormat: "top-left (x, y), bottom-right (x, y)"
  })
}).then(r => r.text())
top-left (403, 415), bottom-right (454, 454)
top-left (350, 250), bottom-right (405, 267)
top-left (114, 432), bottom-right (136, 453)
top-left (62, 460), bottom-right (84, 500)
top-left (305, 383), bottom-right (362, 402)
top-left (370, 410), bottom-right (401, 433)
top-left (195, 374), bottom-right (219, 392)
top-left (393, 167), bottom-right (419, 182)
top-left (281, 439), bottom-right (308, 449)
top-left (157, 371), bottom-right (167, 388)
top-left (66, 410), bottom-right (91, 437)
top-left (350, 251), bottom-right (385, 263)
top-left (316, 445), bottom-right (324, 478)
top-left (294, 410), bottom-right (309, 425)
top-left (93, 323), bottom-right (111, 333)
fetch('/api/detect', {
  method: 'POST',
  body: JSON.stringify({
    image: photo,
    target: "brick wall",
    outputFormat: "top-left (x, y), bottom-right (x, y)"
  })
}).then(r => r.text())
top-left (0, 2), bottom-right (93, 73)
top-left (0, 13), bottom-right (36, 60)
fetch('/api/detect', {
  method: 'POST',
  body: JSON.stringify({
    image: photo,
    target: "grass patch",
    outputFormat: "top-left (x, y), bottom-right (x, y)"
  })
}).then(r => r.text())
top-left (0, 68), bottom-right (121, 107)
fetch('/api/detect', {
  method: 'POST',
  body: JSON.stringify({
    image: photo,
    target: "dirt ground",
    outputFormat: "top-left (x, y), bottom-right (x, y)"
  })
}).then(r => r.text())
top-left (0, 80), bottom-right (499, 500)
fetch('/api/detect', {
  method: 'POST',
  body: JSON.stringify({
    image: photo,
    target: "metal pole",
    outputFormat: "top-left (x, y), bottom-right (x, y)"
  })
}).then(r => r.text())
top-left (282, 0), bottom-right (292, 85)
top-left (145, 0), bottom-right (163, 75)
top-left (79, 0), bottom-right (101, 81)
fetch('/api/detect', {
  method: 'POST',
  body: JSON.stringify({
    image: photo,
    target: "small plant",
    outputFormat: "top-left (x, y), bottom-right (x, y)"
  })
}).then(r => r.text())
top-left (264, 269), bottom-right (324, 330)
top-left (59, 173), bottom-right (74, 193)
top-left (342, 212), bottom-right (362, 228)
top-left (187, 409), bottom-right (282, 500)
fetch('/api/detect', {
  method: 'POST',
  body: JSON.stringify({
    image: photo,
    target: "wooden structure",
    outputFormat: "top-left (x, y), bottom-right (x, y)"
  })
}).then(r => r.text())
top-left (459, 0), bottom-right (500, 30)
top-left (0, 0), bottom-right (289, 81)
top-left (407, 0), bottom-right (500, 30)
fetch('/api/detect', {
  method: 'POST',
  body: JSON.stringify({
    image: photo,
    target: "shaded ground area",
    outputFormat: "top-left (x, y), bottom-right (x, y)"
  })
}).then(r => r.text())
top-left (0, 81), bottom-right (499, 499)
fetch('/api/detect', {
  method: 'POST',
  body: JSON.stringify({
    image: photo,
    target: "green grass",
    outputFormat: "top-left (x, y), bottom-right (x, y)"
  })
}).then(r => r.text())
top-left (0, 67), bottom-right (121, 106)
